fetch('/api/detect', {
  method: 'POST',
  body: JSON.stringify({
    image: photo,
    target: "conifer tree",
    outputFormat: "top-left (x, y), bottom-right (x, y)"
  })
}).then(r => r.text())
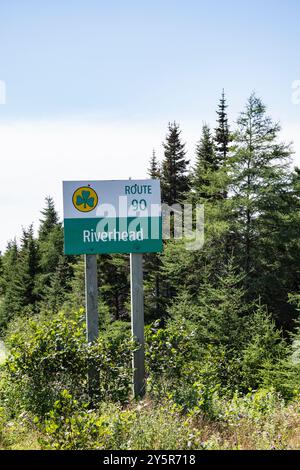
top-left (98, 254), bottom-right (130, 321)
top-left (67, 258), bottom-right (85, 309)
top-left (230, 93), bottom-right (292, 276)
top-left (229, 93), bottom-right (297, 326)
top-left (192, 123), bottom-right (217, 200)
top-left (144, 151), bottom-right (163, 320)
top-left (215, 89), bottom-right (230, 165)
top-left (0, 240), bottom-right (20, 327)
top-left (163, 123), bottom-right (229, 310)
top-left (1, 227), bottom-right (40, 326)
top-left (38, 196), bottom-right (60, 241)
top-left (161, 122), bottom-right (190, 205)
top-left (168, 258), bottom-right (285, 390)
top-left (46, 255), bottom-right (72, 313)
top-left (148, 149), bottom-right (161, 179)
top-left (38, 197), bottom-right (65, 293)
top-left (15, 225), bottom-right (40, 308)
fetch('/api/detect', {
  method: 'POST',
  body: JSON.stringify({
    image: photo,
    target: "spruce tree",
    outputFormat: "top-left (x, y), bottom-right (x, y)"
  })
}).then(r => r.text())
top-left (1, 227), bottom-right (40, 326)
top-left (167, 259), bottom-right (248, 389)
top-left (46, 255), bottom-right (72, 313)
top-left (0, 240), bottom-right (20, 327)
top-left (38, 196), bottom-right (60, 241)
top-left (38, 197), bottom-right (65, 294)
top-left (148, 149), bottom-right (161, 179)
top-left (15, 225), bottom-right (40, 308)
top-left (240, 303), bottom-right (287, 391)
top-left (143, 150), bottom-right (164, 320)
top-left (67, 258), bottom-right (86, 309)
top-left (155, 122), bottom-right (190, 310)
top-left (192, 123), bottom-right (217, 200)
top-left (98, 254), bottom-right (130, 321)
top-left (163, 122), bottom-right (230, 309)
top-left (161, 122), bottom-right (190, 205)
top-left (168, 258), bottom-right (285, 391)
top-left (230, 93), bottom-right (292, 274)
top-left (215, 89), bottom-right (230, 165)
top-left (229, 93), bottom-right (296, 326)
top-left (195, 264), bottom-right (248, 350)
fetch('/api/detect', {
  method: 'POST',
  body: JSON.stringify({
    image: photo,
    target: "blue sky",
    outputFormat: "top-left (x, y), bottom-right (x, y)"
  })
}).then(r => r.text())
top-left (0, 0), bottom-right (300, 249)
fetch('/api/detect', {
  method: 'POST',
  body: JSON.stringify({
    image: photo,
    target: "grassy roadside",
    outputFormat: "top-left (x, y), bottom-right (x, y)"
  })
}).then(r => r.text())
top-left (1, 395), bottom-right (300, 450)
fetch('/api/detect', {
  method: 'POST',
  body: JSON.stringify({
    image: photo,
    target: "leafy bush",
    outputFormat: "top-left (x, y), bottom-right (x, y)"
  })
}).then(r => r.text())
top-left (40, 387), bottom-right (296, 450)
top-left (40, 390), bottom-right (204, 450)
top-left (145, 317), bottom-right (198, 383)
top-left (219, 388), bottom-right (284, 423)
top-left (39, 390), bottom-right (135, 450)
top-left (1, 310), bottom-right (135, 416)
top-left (212, 389), bottom-right (292, 450)
top-left (89, 323), bottom-right (134, 403)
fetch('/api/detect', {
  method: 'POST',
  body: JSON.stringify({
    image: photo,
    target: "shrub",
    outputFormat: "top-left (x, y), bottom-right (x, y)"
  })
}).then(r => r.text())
top-left (40, 390), bottom-right (135, 450)
top-left (40, 391), bottom-right (205, 450)
top-left (2, 310), bottom-right (135, 416)
top-left (145, 317), bottom-right (198, 384)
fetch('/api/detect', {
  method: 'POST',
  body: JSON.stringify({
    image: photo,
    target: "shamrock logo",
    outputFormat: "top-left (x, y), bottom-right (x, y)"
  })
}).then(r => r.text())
top-left (72, 186), bottom-right (98, 212)
top-left (76, 190), bottom-right (95, 209)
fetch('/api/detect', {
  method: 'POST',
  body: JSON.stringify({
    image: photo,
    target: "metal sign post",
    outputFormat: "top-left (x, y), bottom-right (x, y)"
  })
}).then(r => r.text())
top-left (130, 253), bottom-right (145, 398)
top-left (85, 254), bottom-right (99, 397)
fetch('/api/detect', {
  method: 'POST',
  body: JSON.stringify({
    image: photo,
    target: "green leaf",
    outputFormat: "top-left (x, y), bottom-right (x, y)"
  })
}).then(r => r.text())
top-left (76, 190), bottom-right (94, 209)
top-left (86, 197), bottom-right (95, 208)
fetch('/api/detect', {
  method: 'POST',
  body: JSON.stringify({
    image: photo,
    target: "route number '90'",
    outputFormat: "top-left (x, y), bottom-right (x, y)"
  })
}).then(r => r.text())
top-left (131, 199), bottom-right (147, 210)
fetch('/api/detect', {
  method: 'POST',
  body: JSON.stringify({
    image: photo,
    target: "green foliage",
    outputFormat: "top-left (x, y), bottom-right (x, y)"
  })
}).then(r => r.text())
top-left (214, 89), bottom-right (231, 165)
top-left (38, 196), bottom-right (61, 241)
top-left (192, 123), bottom-right (220, 200)
top-left (37, 387), bottom-right (297, 450)
top-left (239, 305), bottom-right (287, 391)
top-left (228, 93), bottom-right (296, 325)
top-left (98, 254), bottom-right (130, 320)
top-left (90, 325), bottom-right (134, 403)
top-left (2, 310), bottom-right (134, 416)
top-left (40, 391), bottom-right (203, 450)
top-left (0, 254), bottom-right (4, 296)
top-left (43, 255), bottom-right (73, 313)
top-left (37, 197), bottom-right (74, 311)
top-left (0, 227), bottom-right (41, 328)
top-left (220, 388), bottom-right (285, 423)
top-left (145, 316), bottom-right (198, 383)
top-left (40, 390), bottom-right (136, 450)
top-left (161, 121), bottom-right (190, 205)
top-left (66, 259), bottom-right (85, 309)
top-left (148, 149), bottom-right (161, 179)
top-left (145, 262), bottom-right (288, 399)
top-left (4, 310), bottom-right (86, 415)
top-left (0, 240), bottom-right (20, 328)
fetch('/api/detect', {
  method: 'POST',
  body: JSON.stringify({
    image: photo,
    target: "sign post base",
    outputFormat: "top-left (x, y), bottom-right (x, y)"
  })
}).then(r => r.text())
top-left (130, 253), bottom-right (145, 398)
top-left (85, 254), bottom-right (99, 399)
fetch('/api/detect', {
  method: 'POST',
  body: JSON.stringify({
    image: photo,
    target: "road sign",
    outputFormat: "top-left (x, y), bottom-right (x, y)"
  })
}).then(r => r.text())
top-left (63, 179), bottom-right (162, 255)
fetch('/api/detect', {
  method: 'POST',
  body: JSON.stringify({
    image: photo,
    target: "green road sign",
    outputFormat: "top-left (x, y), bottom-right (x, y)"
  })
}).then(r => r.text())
top-left (63, 179), bottom-right (162, 255)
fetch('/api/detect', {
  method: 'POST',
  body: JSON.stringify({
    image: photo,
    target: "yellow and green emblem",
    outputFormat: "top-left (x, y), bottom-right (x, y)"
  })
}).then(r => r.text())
top-left (72, 186), bottom-right (98, 212)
